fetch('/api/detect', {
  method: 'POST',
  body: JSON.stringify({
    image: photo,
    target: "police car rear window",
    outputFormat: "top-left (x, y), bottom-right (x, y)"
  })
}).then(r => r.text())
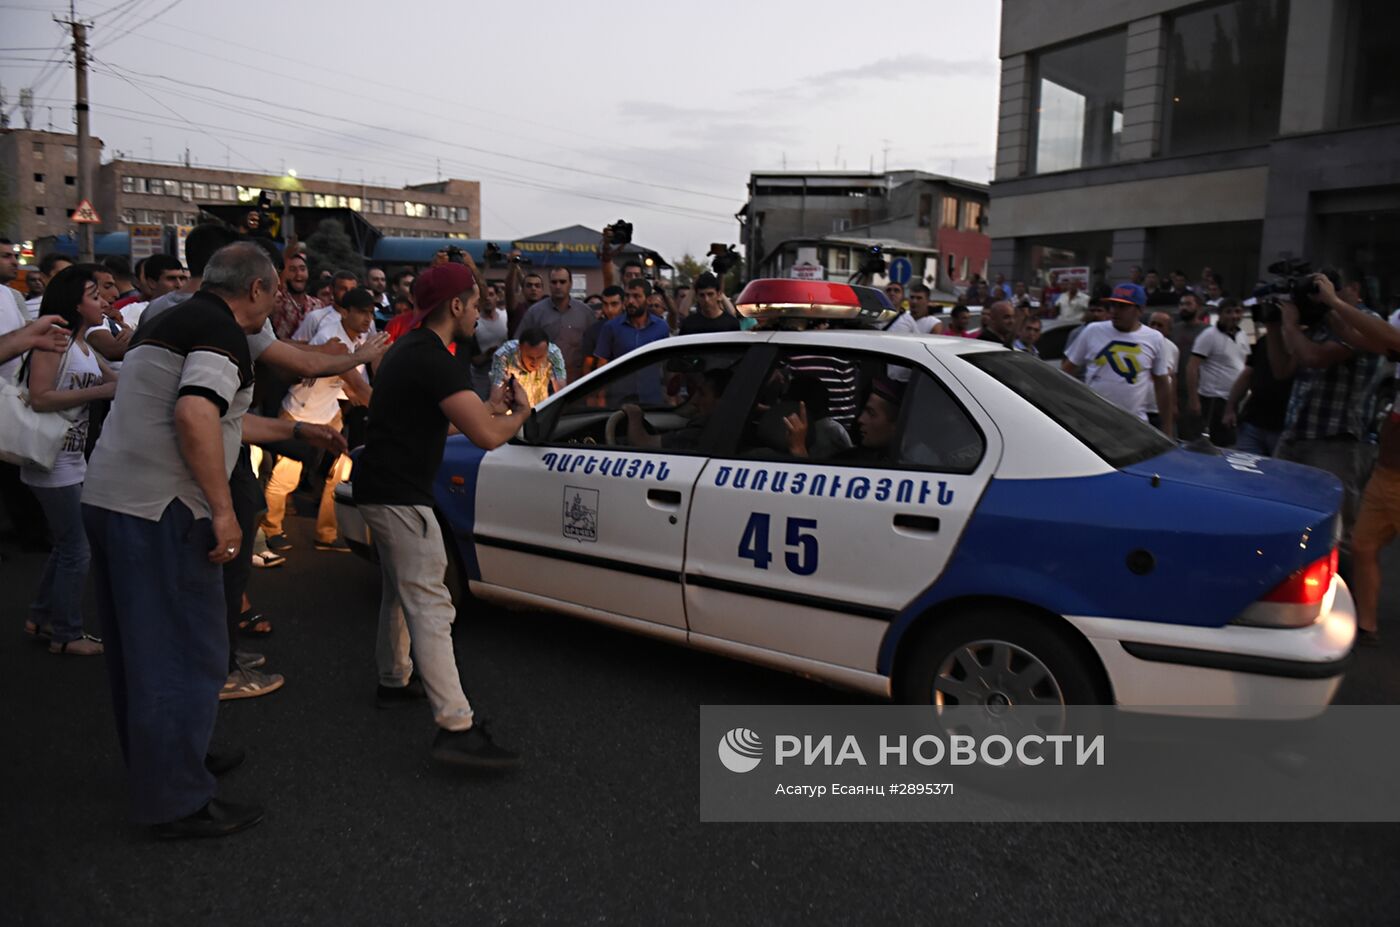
top-left (961, 351), bottom-right (1175, 469)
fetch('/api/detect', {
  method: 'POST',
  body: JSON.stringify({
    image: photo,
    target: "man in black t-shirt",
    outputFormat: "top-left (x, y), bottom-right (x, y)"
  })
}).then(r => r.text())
top-left (1223, 331), bottom-right (1294, 456)
top-left (679, 272), bottom-right (740, 336)
top-left (354, 262), bottom-right (530, 769)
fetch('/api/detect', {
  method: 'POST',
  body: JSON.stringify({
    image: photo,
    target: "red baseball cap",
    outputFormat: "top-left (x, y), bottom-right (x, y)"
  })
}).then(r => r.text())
top-left (413, 262), bottom-right (476, 315)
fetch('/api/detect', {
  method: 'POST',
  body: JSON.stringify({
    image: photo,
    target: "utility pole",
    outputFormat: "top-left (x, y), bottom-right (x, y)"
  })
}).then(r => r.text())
top-left (58, 2), bottom-right (94, 261)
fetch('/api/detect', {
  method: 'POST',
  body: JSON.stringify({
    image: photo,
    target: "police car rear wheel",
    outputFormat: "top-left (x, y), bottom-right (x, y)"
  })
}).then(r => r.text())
top-left (900, 609), bottom-right (1109, 707)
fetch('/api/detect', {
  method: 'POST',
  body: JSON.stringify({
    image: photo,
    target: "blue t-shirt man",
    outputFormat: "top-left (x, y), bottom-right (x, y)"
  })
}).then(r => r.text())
top-left (593, 287), bottom-right (669, 405)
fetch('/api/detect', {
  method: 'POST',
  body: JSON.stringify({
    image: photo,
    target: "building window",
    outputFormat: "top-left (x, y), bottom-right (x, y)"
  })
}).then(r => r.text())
top-left (1342, 1), bottom-right (1400, 128)
top-left (1162, 0), bottom-right (1289, 156)
top-left (65, 175), bottom-right (75, 186)
top-left (1032, 29), bottom-right (1126, 173)
top-left (64, 146), bottom-right (77, 162)
top-left (164, 179), bottom-right (180, 196)
top-left (947, 254), bottom-right (957, 278)
top-left (940, 197), bottom-right (959, 229)
top-left (918, 193), bottom-right (933, 228)
top-left (33, 172), bottom-right (45, 183)
top-left (121, 175), bottom-right (135, 194)
top-left (35, 206), bottom-right (45, 216)
top-left (181, 182), bottom-right (194, 199)
top-left (222, 185), bottom-right (236, 201)
top-left (32, 142), bottom-right (43, 155)
top-left (963, 201), bottom-right (983, 232)
top-left (961, 257), bottom-right (970, 281)
top-left (830, 248), bottom-right (850, 273)
top-left (193, 182), bottom-right (208, 199)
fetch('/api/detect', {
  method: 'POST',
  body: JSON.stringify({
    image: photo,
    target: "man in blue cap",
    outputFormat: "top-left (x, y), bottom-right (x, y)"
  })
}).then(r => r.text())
top-left (1062, 282), bottom-right (1175, 437)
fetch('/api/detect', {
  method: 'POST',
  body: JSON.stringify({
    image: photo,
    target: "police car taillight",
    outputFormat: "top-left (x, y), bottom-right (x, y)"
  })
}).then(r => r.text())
top-left (1263, 549), bottom-right (1337, 606)
top-left (1232, 549), bottom-right (1338, 628)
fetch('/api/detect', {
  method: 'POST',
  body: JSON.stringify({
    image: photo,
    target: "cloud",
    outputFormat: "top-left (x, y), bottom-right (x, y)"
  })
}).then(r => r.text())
top-left (763, 54), bottom-right (999, 102)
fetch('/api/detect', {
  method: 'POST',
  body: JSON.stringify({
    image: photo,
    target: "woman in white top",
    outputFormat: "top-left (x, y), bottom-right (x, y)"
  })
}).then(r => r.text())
top-left (469, 283), bottom-right (510, 399)
top-left (21, 264), bottom-right (118, 655)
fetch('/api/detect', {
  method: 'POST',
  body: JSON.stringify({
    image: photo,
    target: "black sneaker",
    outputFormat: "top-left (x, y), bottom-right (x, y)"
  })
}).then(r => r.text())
top-left (314, 537), bottom-right (352, 553)
top-left (376, 676), bottom-right (428, 709)
top-left (265, 533), bottom-right (293, 553)
top-left (151, 798), bottom-right (264, 840)
top-left (431, 720), bottom-right (521, 770)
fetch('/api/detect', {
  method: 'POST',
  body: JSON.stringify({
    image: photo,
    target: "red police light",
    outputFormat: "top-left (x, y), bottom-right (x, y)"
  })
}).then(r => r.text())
top-left (735, 278), bottom-right (897, 328)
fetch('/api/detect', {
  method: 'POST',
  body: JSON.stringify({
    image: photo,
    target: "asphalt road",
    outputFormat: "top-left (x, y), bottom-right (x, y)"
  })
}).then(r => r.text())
top-left (5, 508), bottom-right (1400, 925)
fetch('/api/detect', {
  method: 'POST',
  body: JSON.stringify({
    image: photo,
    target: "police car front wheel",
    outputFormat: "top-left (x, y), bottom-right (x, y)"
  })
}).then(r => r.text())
top-left (899, 608), bottom-right (1110, 707)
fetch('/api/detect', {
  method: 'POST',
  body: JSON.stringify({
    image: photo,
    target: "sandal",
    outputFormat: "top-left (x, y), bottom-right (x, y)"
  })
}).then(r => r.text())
top-left (24, 620), bottom-right (54, 642)
top-left (237, 612), bottom-right (273, 637)
top-left (50, 633), bottom-right (104, 656)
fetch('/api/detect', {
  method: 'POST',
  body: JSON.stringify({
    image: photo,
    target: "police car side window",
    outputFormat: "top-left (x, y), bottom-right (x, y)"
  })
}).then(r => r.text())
top-left (542, 347), bottom-right (745, 453)
top-left (898, 372), bottom-right (985, 473)
top-left (735, 350), bottom-right (984, 473)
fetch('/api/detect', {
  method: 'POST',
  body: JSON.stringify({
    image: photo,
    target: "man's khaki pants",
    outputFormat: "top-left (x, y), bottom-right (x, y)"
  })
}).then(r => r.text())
top-left (360, 503), bottom-right (474, 731)
top-left (260, 410), bottom-right (345, 545)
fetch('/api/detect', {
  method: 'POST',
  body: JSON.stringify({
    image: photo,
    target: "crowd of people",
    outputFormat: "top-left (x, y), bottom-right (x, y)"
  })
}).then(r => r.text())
top-left (3, 223), bottom-right (1400, 840)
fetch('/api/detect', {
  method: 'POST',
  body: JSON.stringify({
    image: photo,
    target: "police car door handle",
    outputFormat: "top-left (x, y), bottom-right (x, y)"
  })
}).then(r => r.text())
top-left (893, 514), bottom-right (940, 535)
top-left (647, 488), bottom-right (682, 510)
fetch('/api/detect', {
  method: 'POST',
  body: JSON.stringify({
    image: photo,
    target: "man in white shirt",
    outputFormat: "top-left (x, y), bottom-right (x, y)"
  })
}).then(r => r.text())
top-left (1188, 299), bottom-right (1249, 446)
top-left (291, 271), bottom-right (359, 342)
top-left (1055, 281), bottom-right (1090, 324)
top-left (260, 288), bottom-right (375, 553)
top-left (1063, 283), bottom-right (1175, 436)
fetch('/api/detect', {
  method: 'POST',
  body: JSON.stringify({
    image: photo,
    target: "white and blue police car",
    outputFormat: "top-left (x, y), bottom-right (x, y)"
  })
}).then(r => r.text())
top-left (336, 279), bottom-right (1356, 715)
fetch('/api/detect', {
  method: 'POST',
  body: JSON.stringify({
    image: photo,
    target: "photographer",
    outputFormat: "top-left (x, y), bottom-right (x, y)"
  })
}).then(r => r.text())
top-left (1310, 274), bottom-right (1400, 359)
top-left (1267, 272), bottom-right (1385, 555)
top-left (503, 253), bottom-right (543, 335)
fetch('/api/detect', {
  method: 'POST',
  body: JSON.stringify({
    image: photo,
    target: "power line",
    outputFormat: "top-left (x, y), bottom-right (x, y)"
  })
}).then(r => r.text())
top-left (88, 59), bottom-right (738, 223)
top-left (82, 100), bottom-right (736, 227)
top-left (95, 0), bottom-right (180, 51)
top-left (103, 16), bottom-right (737, 186)
top-left (98, 60), bottom-right (737, 205)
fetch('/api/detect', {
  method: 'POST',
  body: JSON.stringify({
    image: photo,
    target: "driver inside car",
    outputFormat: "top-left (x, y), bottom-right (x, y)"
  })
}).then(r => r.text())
top-left (621, 368), bottom-right (732, 450)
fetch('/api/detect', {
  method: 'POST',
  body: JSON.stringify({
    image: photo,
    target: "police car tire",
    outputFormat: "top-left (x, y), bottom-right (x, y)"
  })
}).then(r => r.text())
top-left (898, 607), bottom-right (1110, 706)
top-left (436, 510), bottom-right (474, 611)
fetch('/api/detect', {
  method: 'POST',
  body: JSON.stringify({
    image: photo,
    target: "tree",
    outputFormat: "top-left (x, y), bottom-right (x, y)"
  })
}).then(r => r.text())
top-left (672, 252), bottom-right (708, 285)
top-left (303, 218), bottom-right (365, 283)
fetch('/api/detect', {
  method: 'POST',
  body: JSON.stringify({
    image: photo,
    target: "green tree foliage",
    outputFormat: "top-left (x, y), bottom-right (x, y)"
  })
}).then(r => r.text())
top-left (671, 252), bottom-right (708, 285)
top-left (303, 218), bottom-right (365, 283)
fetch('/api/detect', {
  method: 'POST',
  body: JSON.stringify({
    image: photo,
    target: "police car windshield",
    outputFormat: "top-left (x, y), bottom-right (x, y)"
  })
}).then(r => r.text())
top-left (961, 351), bottom-right (1175, 469)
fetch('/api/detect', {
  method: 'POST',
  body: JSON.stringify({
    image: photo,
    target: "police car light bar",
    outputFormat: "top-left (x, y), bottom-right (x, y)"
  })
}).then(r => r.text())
top-left (735, 279), bottom-right (898, 328)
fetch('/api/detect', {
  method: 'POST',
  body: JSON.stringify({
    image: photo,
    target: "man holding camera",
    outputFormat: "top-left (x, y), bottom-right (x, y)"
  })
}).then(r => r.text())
top-left (1267, 273), bottom-right (1385, 555)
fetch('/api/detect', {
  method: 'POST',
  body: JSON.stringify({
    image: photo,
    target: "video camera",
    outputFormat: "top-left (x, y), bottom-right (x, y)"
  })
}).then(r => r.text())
top-left (1252, 258), bottom-right (1338, 328)
top-left (483, 242), bottom-right (531, 267)
top-left (607, 220), bottom-right (634, 246)
top-left (708, 242), bottom-right (740, 276)
top-left (858, 245), bottom-right (887, 277)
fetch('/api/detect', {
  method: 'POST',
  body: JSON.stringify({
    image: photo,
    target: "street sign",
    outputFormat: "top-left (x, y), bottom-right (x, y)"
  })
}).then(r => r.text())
top-left (888, 257), bottom-right (912, 286)
top-left (70, 199), bottom-right (101, 224)
top-left (790, 261), bottom-right (825, 281)
top-left (129, 224), bottom-right (163, 261)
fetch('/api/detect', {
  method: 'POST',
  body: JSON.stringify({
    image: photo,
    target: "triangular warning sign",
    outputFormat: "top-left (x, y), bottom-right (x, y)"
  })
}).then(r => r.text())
top-left (70, 199), bottom-right (101, 224)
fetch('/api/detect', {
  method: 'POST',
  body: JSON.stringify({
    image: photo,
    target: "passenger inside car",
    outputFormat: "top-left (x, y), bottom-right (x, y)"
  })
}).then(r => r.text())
top-left (831, 377), bottom-right (905, 464)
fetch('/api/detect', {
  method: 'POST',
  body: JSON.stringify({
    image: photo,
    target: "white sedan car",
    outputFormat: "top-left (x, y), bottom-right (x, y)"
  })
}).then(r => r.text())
top-left (337, 286), bottom-right (1355, 715)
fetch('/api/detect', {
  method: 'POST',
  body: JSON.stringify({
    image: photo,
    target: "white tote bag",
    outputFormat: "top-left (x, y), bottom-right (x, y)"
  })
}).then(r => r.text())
top-left (0, 349), bottom-right (77, 470)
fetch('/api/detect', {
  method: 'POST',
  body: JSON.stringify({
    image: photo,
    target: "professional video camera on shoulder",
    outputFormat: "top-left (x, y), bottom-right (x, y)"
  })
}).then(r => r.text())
top-left (1252, 258), bottom-right (1339, 328)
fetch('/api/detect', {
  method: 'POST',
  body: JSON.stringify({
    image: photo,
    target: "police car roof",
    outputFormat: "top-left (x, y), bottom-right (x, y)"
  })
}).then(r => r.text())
top-left (666, 328), bottom-right (1007, 356)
